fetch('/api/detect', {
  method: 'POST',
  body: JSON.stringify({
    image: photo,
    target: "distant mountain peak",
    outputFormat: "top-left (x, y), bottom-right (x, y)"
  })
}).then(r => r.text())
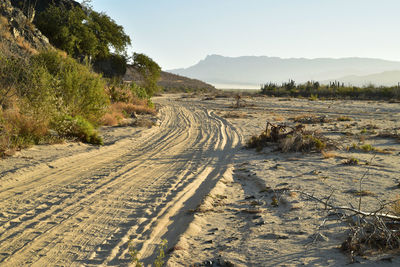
top-left (169, 55), bottom-right (400, 88)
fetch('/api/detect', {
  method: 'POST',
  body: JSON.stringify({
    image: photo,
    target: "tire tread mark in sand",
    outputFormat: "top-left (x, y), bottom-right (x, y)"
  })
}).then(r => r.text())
top-left (0, 101), bottom-right (242, 266)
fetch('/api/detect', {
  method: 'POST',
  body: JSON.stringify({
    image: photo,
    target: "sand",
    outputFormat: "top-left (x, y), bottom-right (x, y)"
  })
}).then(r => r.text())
top-left (168, 95), bottom-right (400, 266)
top-left (0, 94), bottom-right (399, 266)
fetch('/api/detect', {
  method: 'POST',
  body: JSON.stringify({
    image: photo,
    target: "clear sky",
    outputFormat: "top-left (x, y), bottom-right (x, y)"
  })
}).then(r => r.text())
top-left (91, 0), bottom-right (400, 70)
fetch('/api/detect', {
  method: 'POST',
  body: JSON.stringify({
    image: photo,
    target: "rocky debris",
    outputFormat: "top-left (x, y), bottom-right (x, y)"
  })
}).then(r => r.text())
top-left (193, 256), bottom-right (235, 267)
top-left (0, 0), bottom-right (51, 57)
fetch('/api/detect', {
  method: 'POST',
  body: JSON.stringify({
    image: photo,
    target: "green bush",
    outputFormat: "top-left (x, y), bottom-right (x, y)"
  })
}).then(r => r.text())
top-left (260, 80), bottom-right (400, 100)
top-left (0, 50), bottom-right (108, 153)
top-left (130, 82), bottom-right (149, 99)
top-left (31, 50), bottom-right (109, 124)
top-left (54, 115), bottom-right (103, 145)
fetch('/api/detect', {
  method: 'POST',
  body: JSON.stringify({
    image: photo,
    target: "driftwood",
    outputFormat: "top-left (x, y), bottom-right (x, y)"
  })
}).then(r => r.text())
top-left (295, 190), bottom-right (400, 221)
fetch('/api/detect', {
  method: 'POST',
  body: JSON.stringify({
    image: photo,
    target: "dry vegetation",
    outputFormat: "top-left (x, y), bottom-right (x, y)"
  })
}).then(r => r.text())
top-left (241, 96), bottom-right (400, 262)
top-left (0, 49), bottom-right (156, 157)
top-left (247, 122), bottom-right (334, 152)
top-left (0, 15), bottom-right (11, 39)
top-left (171, 95), bottom-right (400, 265)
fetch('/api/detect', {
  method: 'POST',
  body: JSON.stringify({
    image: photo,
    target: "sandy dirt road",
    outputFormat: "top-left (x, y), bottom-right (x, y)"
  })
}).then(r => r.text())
top-left (0, 96), bottom-right (241, 266)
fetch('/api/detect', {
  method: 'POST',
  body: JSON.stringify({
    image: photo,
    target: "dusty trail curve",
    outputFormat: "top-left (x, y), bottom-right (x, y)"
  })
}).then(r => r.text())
top-left (0, 97), bottom-right (242, 266)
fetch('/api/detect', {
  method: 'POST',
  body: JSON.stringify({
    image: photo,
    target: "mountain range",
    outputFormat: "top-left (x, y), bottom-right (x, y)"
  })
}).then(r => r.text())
top-left (169, 55), bottom-right (400, 88)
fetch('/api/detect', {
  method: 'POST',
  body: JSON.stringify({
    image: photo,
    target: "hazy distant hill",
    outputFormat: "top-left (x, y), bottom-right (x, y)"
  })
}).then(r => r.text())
top-left (325, 71), bottom-right (400, 87)
top-left (169, 55), bottom-right (400, 87)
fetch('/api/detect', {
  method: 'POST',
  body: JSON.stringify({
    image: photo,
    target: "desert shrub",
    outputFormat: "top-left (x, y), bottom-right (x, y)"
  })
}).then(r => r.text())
top-left (31, 50), bottom-right (109, 124)
top-left (53, 115), bottom-right (103, 145)
top-left (290, 114), bottom-right (331, 124)
top-left (0, 50), bottom-right (110, 150)
top-left (349, 143), bottom-right (377, 153)
top-left (0, 109), bottom-right (50, 156)
top-left (247, 131), bottom-right (270, 152)
top-left (107, 84), bottom-right (133, 103)
top-left (344, 157), bottom-right (359, 165)
top-left (360, 144), bottom-right (374, 152)
top-left (154, 240), bottom-right (168, 267)
top-left (0, 54), bottom-right (31, 109)
top-left (337, 116), bottom-right (353, 122)
top-left (247, 122), bottom-right (332, 153)
top-left (309, 94), bottom-right (318, 101)
top-left (106, 80), bottom-right (150, 103)
top-left (130, 82), bottom-right (150, 99)
top-left (280, 134), bottom-right (326, 152)
top-left (261, 80), bottom-right (400, 100)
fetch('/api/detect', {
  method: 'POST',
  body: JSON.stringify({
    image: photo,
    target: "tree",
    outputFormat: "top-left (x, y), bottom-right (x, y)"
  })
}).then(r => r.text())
top-left (88, 11), bottom-right (131, 58)
top-left (35, 3), bottom-right (130, 66)
top-left (132, 53), bottom-right (161, 97)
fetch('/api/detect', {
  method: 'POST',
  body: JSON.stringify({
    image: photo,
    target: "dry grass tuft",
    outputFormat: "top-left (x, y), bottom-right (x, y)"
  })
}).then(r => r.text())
top-left (0, 109), bottom-right (50, 157)
top-left (112, 102), bottom-right (156, 116)
top-left (337, 115), bottom-right (353, 121)
top-left (291, 114), bottom-right (331, 124)
top-left (0, 16), bottom-right (11, 39)
top-left (321, 150), bottom-right (336, 159)
top-left (16, 36), bottom-right (37, 54)
top-left (101, 100), bottom-right (156, 127)
top-left (273, 116), bottom-right (285, 122)
top-left (101, 111), bottom-right (123, 126)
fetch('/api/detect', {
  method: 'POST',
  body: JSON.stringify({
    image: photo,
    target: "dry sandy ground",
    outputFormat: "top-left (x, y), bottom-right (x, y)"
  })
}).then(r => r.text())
top-left (0, 96), bottom-right (241, 266)
top-left (0, 94), bottom-right (399, 266)
top-left (167, 95), bottom-right (400, 266)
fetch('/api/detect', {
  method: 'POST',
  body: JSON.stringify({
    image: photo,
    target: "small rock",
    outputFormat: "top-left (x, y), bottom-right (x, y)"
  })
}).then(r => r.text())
top-left (261, 233), bottom-right (289, 240)
top-left (255, 220), bottom-right (265, 226)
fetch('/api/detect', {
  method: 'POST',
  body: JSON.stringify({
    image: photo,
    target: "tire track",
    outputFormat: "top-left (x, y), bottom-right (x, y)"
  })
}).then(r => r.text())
top-left (0, 99), bottom-right (241, 266)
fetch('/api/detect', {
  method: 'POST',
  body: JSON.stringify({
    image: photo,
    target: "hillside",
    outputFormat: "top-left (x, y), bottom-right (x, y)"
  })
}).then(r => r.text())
top-left (124, 65), bottom-right (216, 93)
top-left (158, 71), bottom-right (216, 92)
top-left (169, 54), bottom-right (400, 87)
top-left (0, 0), bottom-right (51, 57)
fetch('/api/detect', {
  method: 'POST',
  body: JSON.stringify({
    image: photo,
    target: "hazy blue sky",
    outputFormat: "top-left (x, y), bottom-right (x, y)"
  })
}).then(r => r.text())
top-left (91, 0), bottom-right (400, 70)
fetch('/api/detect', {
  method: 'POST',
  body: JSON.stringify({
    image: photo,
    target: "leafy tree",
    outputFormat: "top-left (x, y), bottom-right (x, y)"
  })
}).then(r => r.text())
top-left (87, 11), bottom-right (130, 58)
top-left (35, 3), bottom-right (131, 68)
top-left (132, 53), bottom-right (161, 97)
